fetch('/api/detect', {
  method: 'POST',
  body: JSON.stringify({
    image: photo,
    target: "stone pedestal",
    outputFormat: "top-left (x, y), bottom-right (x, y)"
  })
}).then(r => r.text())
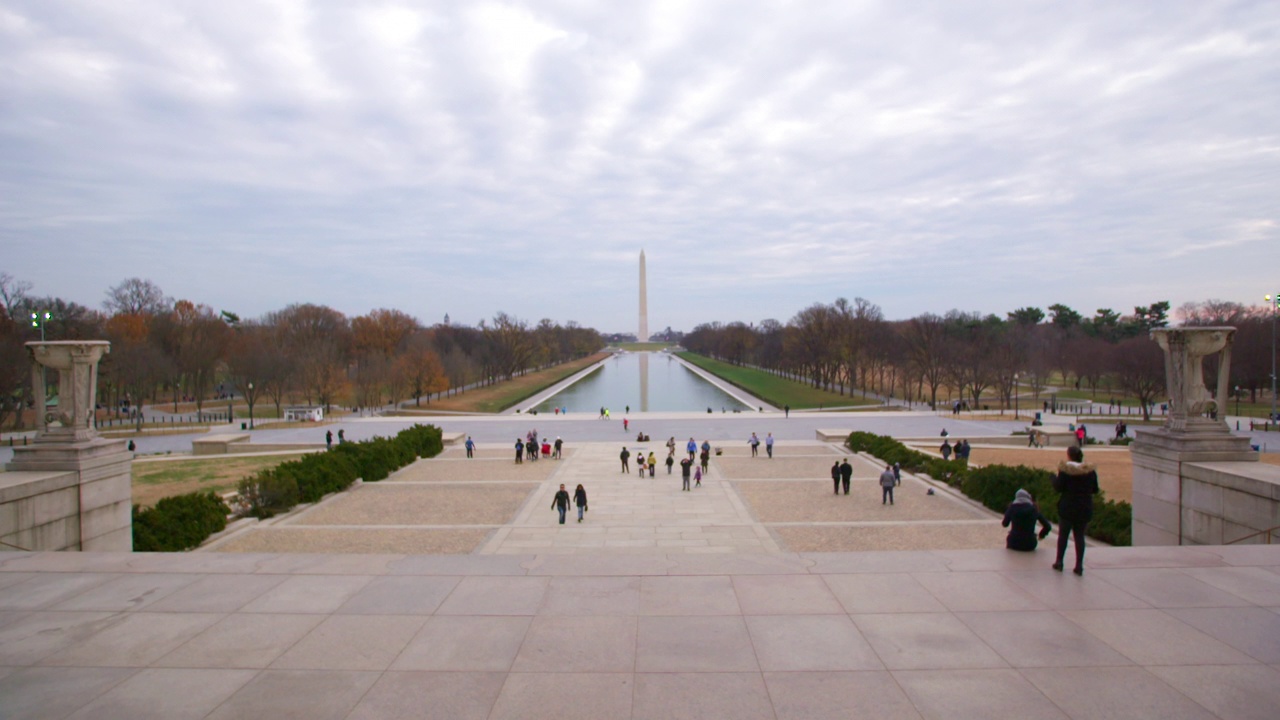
top-left (1131, 327), bottom-right (1280, 546)
top-left (2, 341), bottom-right (132, 552)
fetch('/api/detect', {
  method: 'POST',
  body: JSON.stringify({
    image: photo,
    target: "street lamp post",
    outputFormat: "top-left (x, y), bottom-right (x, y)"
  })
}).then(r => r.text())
top-left (1235, 385), bottom-right (1241, 419)
top-left (247, 382), bottom-right (255, 430)
top-left (1013, 373), bottom-right (1020, 419)
top-left (30, 311), bottom-right (51, 421)
top-left (1268, 294), bottom-right (1279, 426)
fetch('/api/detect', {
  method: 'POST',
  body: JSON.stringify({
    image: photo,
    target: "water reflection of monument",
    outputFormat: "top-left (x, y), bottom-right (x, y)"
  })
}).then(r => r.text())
top-left (639, 352), bottom-right (649, 411)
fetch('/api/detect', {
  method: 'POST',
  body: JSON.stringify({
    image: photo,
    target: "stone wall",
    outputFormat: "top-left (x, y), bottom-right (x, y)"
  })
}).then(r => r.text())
top-left (1132, 432), bottom-right (1280, 545)
top-left (2, 440), bottom-right (134, 552)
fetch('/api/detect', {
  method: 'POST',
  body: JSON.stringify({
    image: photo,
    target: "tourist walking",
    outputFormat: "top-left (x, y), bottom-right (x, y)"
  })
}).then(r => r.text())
top-left (553, 437), bottom-right (563, 459)
top-left (665, 453), bottom-right (674, 474)
top-left (648, 452), bottom-right (657, 477)
top-left (667, 436), bottom-right (676, 455)
top-left (879, 464), bottom-right (896, 505)
top-left (831, 461), bottom-right (841, 494)
top-left (687, 437), bottom-right (697, 459)
top-left (680, 456), bottom-right (692, 491)
top-left (465, 436), bottom-right (475, 458)
top-left (700, 447), bottom-right (710, 474)
top-left (940, 440), bottom-right (952, 461)
top-left (623, 417), bottom-right (629, 432)
top-left (893, 462), bottom-right (901, 485)
top-left (620, 446), bottom-right (631, 473)
top-left (337, 429), bottom-right (345, 444)
top-left (325, 430), bottom-right (333, 450)
top-left (1053, 445), bottom-right (1100, 575)
top-left (515, 438), bottom-right (524, 464)
top-left (1002, 489), bottom-right (1051, 552)
top-left (552, 484), bottom-right (571, 525)
top-left (765, 433), bottom-right (774, 458)
top-left (638, 455), bottom-right (647, 476)
top-left (749, 432), bottom-right (760, 457)
top-left (784, 404), bottom-right (790, 418)
top-left (839, 459), bottom-right (853, 495)
top-left (574, 484), bottom-right (588, 523)
top-left (694, 465), bottom-right (702, 488)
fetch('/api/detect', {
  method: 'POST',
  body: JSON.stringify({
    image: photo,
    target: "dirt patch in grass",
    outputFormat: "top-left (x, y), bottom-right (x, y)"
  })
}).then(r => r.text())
top-left (967, 446), bottom-right (1134, 503)
top-left (296, 483), bottom-right (539, 525)
top-left (734, 479), bottom-right (985, 523)
top-left (213, 527), bottom-right (490, 554)
top-left (775, 523), bottom-right (1007, 552)
top-left (132, 453), bottom-right (313, 507)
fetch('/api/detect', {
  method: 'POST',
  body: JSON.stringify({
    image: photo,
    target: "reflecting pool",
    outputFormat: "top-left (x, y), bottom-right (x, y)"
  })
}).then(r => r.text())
top-left (531, 352), bottom-right (751, 413)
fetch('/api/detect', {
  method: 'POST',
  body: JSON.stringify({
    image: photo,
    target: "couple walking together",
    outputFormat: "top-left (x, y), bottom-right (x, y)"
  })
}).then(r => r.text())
top-left (551, 484), bottom-right (588, 524)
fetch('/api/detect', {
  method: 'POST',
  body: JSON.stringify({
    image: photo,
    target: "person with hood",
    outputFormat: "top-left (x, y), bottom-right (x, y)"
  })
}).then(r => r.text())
top-left (1002, 489), bottom-right (1052, 551)
top-left (940, 440), bottom-right (952, 461)
top-left (1053, 445), bottom-right (1100, 575)
top-left (574, 484), bottom-right (588, 523)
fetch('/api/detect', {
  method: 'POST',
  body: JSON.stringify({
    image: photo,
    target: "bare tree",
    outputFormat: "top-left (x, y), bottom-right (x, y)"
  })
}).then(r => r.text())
top-left (1113, 338), bottom-right (1165, 421)
top-left (103, 278), bottom-right (170, 316)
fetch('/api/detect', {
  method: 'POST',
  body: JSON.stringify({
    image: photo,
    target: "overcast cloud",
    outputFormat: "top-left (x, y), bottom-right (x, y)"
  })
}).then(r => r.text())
top-left (1, 0), bottom-right (1277, 332)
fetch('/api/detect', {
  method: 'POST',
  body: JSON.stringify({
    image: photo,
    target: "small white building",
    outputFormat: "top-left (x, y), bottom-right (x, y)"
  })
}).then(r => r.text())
top-left (283, 406), bottom-right (324, 422)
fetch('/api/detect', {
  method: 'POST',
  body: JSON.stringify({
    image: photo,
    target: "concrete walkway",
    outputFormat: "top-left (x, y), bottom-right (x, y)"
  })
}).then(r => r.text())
top-left (204, 440), bottom-right (1003, 555)
top-left (1, 545), bottom-right (1278, 719)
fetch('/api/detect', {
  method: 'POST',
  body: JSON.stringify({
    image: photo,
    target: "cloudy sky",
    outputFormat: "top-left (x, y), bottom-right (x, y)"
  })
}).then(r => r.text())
top-left (2, 1), bottom-right (1277, 333)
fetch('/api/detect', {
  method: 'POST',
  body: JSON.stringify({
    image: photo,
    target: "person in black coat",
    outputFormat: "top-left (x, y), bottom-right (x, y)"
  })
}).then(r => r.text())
top-left (1053, 445), bottom-right (1100, 575)
top-left (831, 461), bottom-right (841, 494)
top-left (839, 459), bottom-right (853, 495)
top-left (574, 484), bottom-right (588, 523)
top-left (1002, 489), bottom-right (1052, 551)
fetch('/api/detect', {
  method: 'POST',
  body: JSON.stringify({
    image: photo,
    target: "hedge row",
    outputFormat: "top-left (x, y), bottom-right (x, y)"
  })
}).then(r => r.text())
top-left (133, 492), bottom-right (229, 552)
top-left (846, 432), bottom-right (1132, 546)
top-left (238, 423), bottom-right (444, 518)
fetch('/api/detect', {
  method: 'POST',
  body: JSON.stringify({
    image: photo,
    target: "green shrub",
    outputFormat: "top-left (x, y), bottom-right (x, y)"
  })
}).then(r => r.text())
top-left (132, 491), bottom-right (229, 551)
top-left (237, 467), bottom-right (300, 518)
top-left (234, 423), bottom-right (444, 518)
top-left (1109, 437), bottom-right (1134, 446)
top-left (846, 431), bottom-right (1132, 546)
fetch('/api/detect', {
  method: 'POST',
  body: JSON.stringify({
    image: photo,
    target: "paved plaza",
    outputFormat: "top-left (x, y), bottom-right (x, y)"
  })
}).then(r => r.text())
top-left (206, 439), bottom-right (1003, 555)
top-left (3, 411), bottom-right (1279, 718)
top-left (1, 545), bottom-right (1278, 719)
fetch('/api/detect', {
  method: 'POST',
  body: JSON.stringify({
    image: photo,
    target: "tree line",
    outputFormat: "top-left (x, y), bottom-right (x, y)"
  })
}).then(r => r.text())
top-left (683, 297), bottom-right (1275, 421)
top-left (0, 274), bottom-right (601, 429)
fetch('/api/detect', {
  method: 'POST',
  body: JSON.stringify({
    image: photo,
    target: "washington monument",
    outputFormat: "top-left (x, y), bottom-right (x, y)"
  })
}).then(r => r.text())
top-left (638, 250), bottom-right (649, 342)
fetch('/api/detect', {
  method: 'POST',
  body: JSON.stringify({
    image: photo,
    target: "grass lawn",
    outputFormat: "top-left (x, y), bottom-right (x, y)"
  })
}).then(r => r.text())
top-left (403, 352), bottom-right (611, 413)
top-left (131, 452), bottom-right (314, 508)
top-left (677, 353), bottom-right (879, 410)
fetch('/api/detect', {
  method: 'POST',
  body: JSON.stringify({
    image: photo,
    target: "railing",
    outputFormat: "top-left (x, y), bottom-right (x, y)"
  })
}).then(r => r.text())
top-left (1225, 524), bottom-right (1280, 545)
